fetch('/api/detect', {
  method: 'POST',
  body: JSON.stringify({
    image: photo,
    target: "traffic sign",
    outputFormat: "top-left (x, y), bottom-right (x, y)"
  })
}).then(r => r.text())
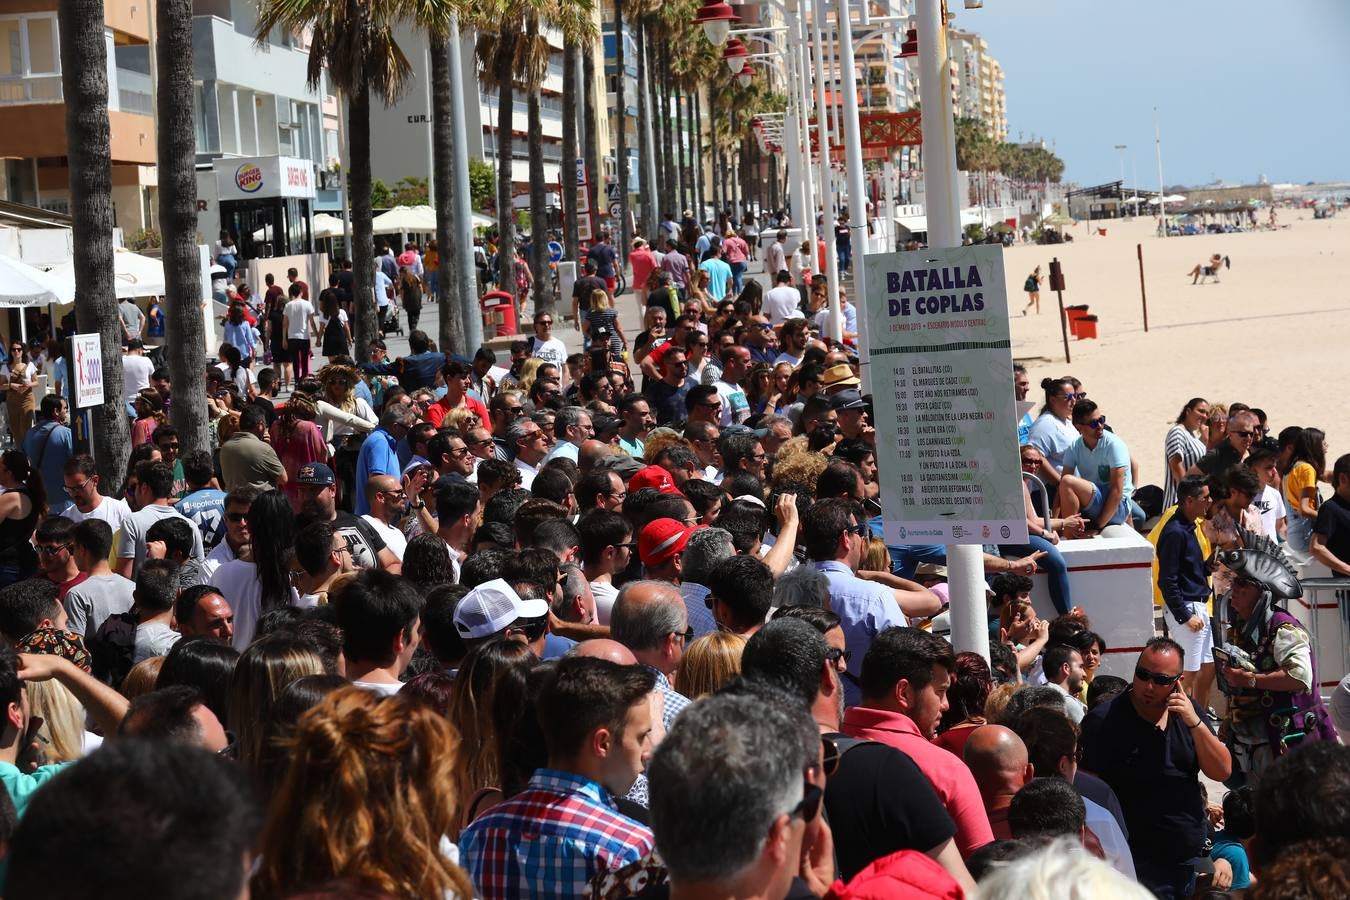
top-left (608, 201), bottom-right (622, 219)
top-left (548, 241), bottom-right (563, 263)
top-left (606, 182), bottom-right (621, 201)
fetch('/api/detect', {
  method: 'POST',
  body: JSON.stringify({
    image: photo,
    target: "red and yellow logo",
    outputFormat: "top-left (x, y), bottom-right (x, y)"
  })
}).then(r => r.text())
top-left (235, 163), bottom-right (264, 193)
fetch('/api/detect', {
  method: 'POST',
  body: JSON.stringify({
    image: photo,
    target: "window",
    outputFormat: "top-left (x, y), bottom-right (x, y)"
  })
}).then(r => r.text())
top-left (0, 14), bottom-right (62, 103)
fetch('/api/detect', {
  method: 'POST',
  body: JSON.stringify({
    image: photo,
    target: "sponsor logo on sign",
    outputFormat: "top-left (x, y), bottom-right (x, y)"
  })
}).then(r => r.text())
top-left (286, 165), bottom-right (310, 189)
top-left (235, 164), bottom-right (264, 193)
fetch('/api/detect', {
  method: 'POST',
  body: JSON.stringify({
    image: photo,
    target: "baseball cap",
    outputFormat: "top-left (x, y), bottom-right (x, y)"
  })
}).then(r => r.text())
top-left (296, 462), bottom-right (336, 486)
top-left (723, 423), bottom-right (769, 439)
top-left (821, 363), bottom-right (860, 389)
top-left (830, 389), bottom-right (867, 411)
top-left (639, 518), bottom-right (699, 566)
top-left (629, 465), bottom-right (681, 495)
top-left (453, 578), bottom-right (550, 639)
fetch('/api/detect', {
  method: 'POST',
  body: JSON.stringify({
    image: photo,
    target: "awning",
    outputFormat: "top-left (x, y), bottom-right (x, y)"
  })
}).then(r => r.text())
top-left (0, 254), bottom-right (73, 307)
top-left (47, 247), bottom-right (165, 299)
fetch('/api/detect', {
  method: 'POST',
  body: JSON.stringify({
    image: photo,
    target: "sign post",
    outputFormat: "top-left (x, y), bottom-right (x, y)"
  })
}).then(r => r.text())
top-left (1050, 257), bottom-right (1071, 364)
top-left (69, 333), bottom-right (104, 458)
top-left (864, 244), bottom-right (1028, 549)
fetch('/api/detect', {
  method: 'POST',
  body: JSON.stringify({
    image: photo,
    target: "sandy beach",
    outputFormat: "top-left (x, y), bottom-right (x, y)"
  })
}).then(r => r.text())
top-left (1003, 211), bottom-right (1350, 487)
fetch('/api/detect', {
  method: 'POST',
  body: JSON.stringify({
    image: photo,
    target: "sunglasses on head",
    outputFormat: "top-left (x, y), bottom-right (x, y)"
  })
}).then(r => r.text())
top-left (1134, 666), bottom-right (1182, 687)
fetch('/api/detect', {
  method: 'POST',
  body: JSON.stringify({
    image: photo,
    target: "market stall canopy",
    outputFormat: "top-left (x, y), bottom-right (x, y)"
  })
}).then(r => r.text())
top-left (1145, 195), bottom-right (1188, 204)
top-left (48, 247), bottom-right (165, 300)
top-left (0, 254), bottom-right (74, 307)
top-left (371, 205), bottom-right (437, 235)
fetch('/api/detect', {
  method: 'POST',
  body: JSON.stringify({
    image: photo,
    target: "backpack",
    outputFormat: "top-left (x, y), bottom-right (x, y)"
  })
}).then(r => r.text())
top-left (1024, 275), bottom-right (1038, 292)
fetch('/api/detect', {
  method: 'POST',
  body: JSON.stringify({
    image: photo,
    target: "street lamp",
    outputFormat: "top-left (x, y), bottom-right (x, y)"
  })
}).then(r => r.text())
top-left (1114, 143), bottom-right (1127, 217)
top-left (737, 63), bottom-right (754, 88)
top-left (722, 38), bottom-right (750, 73)
top-left (693, 0), bottom-right (739, 47)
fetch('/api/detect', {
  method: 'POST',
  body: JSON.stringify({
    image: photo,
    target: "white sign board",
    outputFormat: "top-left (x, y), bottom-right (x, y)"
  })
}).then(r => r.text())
top-left (212, 155), bottom-right (316, 202)
top-left (72, 333), bottom-right (104, 409)
top-left (863, 244), bottom-right (1028, 545)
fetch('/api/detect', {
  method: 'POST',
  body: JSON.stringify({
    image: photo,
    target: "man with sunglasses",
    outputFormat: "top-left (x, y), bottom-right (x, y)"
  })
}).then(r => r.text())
top-left (1190, 409), bottom-right (1259, 478)
top-left (1080, 637), bottom-right (1231, 899)
top-left (647, 691), bottom-right (837, 899)
top-left (361, 474), bottom-right (409, 562)
top-left (201, 486), bottom-right (257, 581)
top-left (1056, 399), bottom-right (1135, 533)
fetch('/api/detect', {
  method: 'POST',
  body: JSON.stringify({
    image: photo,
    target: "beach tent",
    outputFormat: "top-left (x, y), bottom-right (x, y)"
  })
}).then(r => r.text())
top-left (48, 247), bottom-right (165, 299)
top-left (0, 254), bottom-right (74, 307)
top-left (372, 205), bottom-right (437, 236)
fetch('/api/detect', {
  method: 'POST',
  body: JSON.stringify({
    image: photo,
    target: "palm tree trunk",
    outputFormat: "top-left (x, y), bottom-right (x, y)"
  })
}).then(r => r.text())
top-left (349, 85), bottom-right (377, 360)
top-left (678, 87), bottom-right (690, 215)
top-left (156, 0), bottom-right (207, 454)
top-left (651, 42), bottom-right (667, 222)
top-left (582, 45), bottom-right (601, 246)
top-left (613, 0), bottom-right (630, 271)
top-left (526, 17), bottom-right (549, 317)
top-left (561, 40), bottom-right (579, 261)
top-left (430, 30), bottom-right (466, 355)
top-left (495, 51), bottom-right (517, 323)
top-left (634, 19), bottom-right (656, 240)
top-left (660, 49), bottom-right (676, 219)
top-left (57, 0), bottom-right (127, 484)
top-left (693, 87), bottom-right (705, 220)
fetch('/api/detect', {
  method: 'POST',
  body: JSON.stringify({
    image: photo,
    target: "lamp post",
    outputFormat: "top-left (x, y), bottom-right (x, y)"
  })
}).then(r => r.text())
top-left (915, 0), bottom-right (988, 662)
top-left (810, 0), bottom-right (842, 341)
top-left (1114, 143), bottom-right (1127, 218)
top-left (1154, 107), bottom-right (1167, 238)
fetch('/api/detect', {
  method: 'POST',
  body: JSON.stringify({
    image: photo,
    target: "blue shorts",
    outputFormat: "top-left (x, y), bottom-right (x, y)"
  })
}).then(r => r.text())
top-left (1083, 483), bottom-right (1131, 526)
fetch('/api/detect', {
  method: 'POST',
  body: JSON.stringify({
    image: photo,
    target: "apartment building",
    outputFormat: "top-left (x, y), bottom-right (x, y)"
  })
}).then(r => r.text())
top-left (948, 28), bottom-right (1005, 141)
top-left (0, 3), bottom-right (157, 232)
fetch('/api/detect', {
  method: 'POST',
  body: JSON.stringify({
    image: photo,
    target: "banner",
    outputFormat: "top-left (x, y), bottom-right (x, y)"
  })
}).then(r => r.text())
top-left (863, 244), bottom-right (1027, 546)
top-left (72, 333), bottom-right (104, 410)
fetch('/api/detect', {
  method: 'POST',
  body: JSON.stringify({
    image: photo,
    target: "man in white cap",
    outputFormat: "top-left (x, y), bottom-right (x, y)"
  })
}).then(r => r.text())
top-left (454, 577), bottom-right (552, 653)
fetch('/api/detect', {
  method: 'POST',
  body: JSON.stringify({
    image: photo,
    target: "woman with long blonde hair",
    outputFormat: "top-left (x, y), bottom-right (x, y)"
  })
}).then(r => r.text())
top-left (444, 405), bottom-right (480, 435)
top-left (677, 631), bottom-right (746, 699)
top-left (253, 685), bottom-right (475, 899)
top-left (227, 634), bottom-right (326, 777)
top-left (516, 357), bottom-right (546, 396)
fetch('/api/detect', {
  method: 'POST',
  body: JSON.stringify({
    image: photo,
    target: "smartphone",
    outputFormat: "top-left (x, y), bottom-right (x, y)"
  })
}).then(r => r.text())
top-left (15, 715), bottom-right (45, 772)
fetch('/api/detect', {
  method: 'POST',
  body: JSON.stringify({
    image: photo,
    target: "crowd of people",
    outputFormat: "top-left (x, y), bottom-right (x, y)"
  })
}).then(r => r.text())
top-left (0, 227), bottom-right (1349, 899)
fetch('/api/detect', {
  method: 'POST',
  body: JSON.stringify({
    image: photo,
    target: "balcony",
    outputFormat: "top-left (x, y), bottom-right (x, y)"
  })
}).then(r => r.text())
top-left (0, 75), bottom-right (62, 105)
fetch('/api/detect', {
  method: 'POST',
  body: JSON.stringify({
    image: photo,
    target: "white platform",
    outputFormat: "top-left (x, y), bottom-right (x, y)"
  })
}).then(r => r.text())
top-left (1026, 527), bottom-right (1157, 680)
top-left (1290, 556), bottom-right (1350, 693)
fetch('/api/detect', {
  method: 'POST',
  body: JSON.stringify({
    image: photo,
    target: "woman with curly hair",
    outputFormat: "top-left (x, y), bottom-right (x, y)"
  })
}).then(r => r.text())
top-left (270, 392), bottom-right (329, 512)
top-left (253, 685), bottom-right (475, 899)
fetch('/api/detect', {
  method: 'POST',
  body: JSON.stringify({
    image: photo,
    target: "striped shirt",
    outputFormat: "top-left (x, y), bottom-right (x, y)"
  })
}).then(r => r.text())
top-left (1163, 424), bottom-right (1206, 509)
top-left (460, 768), bottom-right (653, 899)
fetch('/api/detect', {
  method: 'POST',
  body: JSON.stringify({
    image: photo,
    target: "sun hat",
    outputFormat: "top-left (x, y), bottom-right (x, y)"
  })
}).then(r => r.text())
top-left (821, 363), bottom-right (860, 389)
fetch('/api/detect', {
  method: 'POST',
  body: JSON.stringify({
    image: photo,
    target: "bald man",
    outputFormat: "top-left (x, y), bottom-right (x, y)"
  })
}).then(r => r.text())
top-left (963, 725), bottom-right (1033, 840)
top-left (578, 439), bottom-right (612, 474)
top-left (571, 638), bottom-right (638, 665)
top-left (362, 473), bottom-right (409, 560)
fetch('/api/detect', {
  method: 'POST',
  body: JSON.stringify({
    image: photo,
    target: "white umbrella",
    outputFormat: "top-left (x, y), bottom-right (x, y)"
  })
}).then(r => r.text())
top-left (472, 212), bottom-right (495, 229)
top-left (0, 254), bottom-right (74, 307)
top-left (48, 247), bottom-right (166, 299)
top-left (312, 213), bottom-right (347, 239)
top-left (371, 205), bottom-right (437, 235)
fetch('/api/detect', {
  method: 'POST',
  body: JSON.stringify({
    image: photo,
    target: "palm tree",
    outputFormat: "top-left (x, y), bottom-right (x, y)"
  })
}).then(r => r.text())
top-left (156, 0), bottom-right (208, 453)
top-left (582, 46), bottom-right (602, 245)
top-left (561, 40), bottom-right (580, 261)
top-left (524, 12), bottom-right (550, 317)
top-left (57, 0), bottom-right (128, 484)
top-left (613, 0), bottom-right (631, 266)
top-left (255, 0), bottom-right (451, 361)
top-left (427, 26), bottom-right (467, 355)
top-left (472, 27), bottom-right (519, 324)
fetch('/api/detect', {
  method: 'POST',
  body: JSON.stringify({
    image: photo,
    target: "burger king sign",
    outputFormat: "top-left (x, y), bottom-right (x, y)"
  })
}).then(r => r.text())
top-left (235, 163), bottom-right (264, 193)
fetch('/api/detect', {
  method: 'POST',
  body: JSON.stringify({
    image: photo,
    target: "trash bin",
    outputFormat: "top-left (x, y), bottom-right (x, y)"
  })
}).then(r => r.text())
top-left (1076, 314), bottom-right (1099, 340)
top-left (480, 289), bottom-right (518, 338)
top-left (1064, 304), bottom-right (1090, 334)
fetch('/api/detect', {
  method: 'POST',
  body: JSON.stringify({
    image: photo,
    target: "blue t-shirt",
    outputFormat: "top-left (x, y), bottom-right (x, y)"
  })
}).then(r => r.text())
top-left (354, 429), bottom-right (401, 515)
top-left (22, 421), bottom-right (73, 511)
top-left (175, 488), bottom-right (228, 551)
top-left (699, 258), bottom-right (734, 301)
top-left (1017, 411), bottom-right (1035, 446)
top-left (1210, 833), bottom-right (1251, 889)
top-left (1062, 430), bottom-right (1134, 502)
top-left (586, 243), bottom-right (617, 279)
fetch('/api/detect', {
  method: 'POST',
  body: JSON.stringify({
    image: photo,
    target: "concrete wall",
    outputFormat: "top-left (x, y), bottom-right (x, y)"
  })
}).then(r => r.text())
top-left (0, 105), bottom-right (155, 165)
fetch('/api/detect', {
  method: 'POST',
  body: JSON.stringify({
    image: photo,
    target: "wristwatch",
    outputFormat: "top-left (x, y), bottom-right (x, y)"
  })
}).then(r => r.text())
top-left (410, 500), bottom-right (426, 510)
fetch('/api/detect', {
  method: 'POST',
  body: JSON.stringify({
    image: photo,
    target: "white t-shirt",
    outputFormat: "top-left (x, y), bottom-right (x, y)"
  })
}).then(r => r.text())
top-left (514, 457), bottom-right (538, 491)
top-left (362, 514), bottom-right (407, 560)
top-left (211, 559), bottom-right (300, 650)
top-left (530, 336), bottom-right (568, 370)
top-left (352, 679), bottom-right (403, 696)
top-left (122, 354), bottom-right (154, 402)
top-left (591, 580), bottom-right (619, 625)
top-left (200, 539), bottom-right (237, 581)
top-left (62, 495), bottom-right (133, 534)
top-left (1258, 484), bottom-right (1287, 537)
top-left (764, 286), bottom-right (802, 324)
top-left (374, 271), bottom-right (393, 308)
top-left (284, 299), bottom-right (316, 340)
top-left (715, 380), bottom-right (750, 426)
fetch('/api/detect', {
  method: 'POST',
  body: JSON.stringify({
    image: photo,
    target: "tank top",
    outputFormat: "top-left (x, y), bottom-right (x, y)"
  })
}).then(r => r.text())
top-left (0, 487), bottom-right (39, 568)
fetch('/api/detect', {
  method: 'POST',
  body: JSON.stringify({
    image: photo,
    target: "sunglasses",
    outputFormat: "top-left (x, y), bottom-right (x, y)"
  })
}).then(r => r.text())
top-left (1231, 430), bottom-right (1255, 439)
top-left (226, 511), bottom-right (249, 523)
top-left (36, 543), bottom-right (72, 556)
top-left (825, 647), bottom-right (853, 667)
top-left (1134, 666), bottom-right (1183, 687)
top-left (847, 523), bottom-right (868, 537)
top-left (821, 736), bottom-right (840, 778)
top-left (1076, 416), bottom-right (1107, 430)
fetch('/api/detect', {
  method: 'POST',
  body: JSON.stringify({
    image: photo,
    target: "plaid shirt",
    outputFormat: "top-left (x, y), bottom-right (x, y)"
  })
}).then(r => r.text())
top-left (460, 768), bottom-right (654, 899)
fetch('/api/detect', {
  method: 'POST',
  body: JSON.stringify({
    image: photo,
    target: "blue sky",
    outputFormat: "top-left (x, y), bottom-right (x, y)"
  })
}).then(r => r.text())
top-left (964, 0), bottom-right (1350, 188)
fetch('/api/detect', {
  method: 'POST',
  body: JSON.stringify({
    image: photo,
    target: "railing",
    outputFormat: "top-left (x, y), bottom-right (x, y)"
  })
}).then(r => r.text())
top-left (0, 75), bottom-right (63, 105)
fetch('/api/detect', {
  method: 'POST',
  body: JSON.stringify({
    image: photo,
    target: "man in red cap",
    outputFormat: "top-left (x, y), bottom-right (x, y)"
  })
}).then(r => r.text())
top-left (639, 518), bottom-right (699, 584)
top-left (629, 465), bottom-right (682, 496)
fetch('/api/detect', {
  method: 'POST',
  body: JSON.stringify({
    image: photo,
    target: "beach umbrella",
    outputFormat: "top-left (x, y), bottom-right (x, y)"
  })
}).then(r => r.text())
top-left (1043, 213), bottom-right (1074, 227)
top-left (48, 247), bottom-right (165, 299)
top-left (992, 222), bottom-right (1014, 234)
top-left (0, 254), bottom-right (74, 307)
top-left (371, 205), bottom-right (437, 235)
